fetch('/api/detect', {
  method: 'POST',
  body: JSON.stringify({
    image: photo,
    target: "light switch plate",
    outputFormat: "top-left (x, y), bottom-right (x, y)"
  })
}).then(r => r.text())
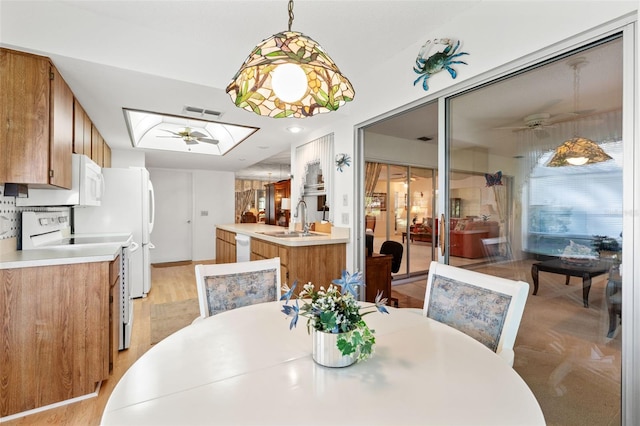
top-left (342, 213), bottom-right (349, 224)
top-left (343, 194), bottom-right (348, 206)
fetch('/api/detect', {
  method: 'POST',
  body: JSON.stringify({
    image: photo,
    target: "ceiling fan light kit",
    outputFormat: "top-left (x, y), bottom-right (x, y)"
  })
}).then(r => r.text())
top-left (123, 108), bottom-right (258, 156)
top-left (226, 0), bottom-right (354, 118)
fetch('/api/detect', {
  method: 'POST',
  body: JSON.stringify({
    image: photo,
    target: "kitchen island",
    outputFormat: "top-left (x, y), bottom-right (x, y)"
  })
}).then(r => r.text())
top-left (215, 224), bottom-right (348, 292)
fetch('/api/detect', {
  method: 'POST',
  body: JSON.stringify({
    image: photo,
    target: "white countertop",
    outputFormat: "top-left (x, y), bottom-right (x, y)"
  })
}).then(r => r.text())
top-left (0, 244), bottom-right (122, 269)
top-left (0, 233), bottom-right (131, 269)
top-left (217, 223), bottom-right (349, 246)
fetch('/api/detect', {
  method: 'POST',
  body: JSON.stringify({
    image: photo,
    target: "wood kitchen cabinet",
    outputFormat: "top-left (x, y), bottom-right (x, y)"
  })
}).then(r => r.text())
top-left (73, 98), bottom-right (93, 156)
top-left (91, 124), bottom-right (104, 167)
top-left (216, 228), bottom-right (237, 263)
top-left (250, 237), bottom-right (346, 292)
top-left (0, 261), bottom-right (111, 417)
top-left (250, 237), bottom-right (289, 285)
top-left (103, 142), bottom-right (112, 167)
top-left (0, 48), bottom-right (73, 188)
top-left (265, 179), bottom-right (291, 227)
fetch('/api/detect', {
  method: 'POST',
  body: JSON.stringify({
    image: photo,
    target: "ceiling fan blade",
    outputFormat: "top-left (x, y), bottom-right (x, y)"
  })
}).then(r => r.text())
top-left (157, 135), bottom-right (180, 138)
top-left (184, 139), bottom-right (199, 145)
top-left (494, 126), bottom-right (530, 130)
top-left (159, 129), bottom-right (181, 136)
top-left (197, 138), bottom-right (219, 145)
top-left (189, 131), bottom-right (207, 138)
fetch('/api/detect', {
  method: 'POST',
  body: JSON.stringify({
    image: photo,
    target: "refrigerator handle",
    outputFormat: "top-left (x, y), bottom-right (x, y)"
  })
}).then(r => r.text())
top-left (148, 180), bottom-right (156, 235)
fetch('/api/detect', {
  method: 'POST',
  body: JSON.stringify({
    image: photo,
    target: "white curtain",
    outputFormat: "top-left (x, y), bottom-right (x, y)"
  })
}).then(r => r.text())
top-left (295, 133), bottom-right (334, 221)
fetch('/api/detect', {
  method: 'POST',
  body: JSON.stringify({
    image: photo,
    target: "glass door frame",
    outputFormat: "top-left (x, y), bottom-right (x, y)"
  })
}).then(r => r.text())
top-left (355, 17), bottom-right (637, 424)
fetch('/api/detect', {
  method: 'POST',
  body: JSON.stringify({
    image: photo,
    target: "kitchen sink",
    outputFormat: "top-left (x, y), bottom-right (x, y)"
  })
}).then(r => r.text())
top-left (258, 231), bottom-right (326, 238)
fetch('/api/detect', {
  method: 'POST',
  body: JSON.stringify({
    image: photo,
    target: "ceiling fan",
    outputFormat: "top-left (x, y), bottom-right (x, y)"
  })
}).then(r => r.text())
top-left (495, 112), bottom-right (572, 132)
top-left (158, 127), bottom-right (219, 145)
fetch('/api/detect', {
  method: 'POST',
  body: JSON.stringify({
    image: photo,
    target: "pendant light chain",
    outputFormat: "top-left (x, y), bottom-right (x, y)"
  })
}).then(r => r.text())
top-left (288, 0), bottom-right (294, 31)
top-left (573, 62), bottom-right (580, 137)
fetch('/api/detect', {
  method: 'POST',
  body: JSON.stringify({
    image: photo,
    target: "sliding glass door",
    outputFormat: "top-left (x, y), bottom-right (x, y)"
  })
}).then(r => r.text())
top-left (364, 162), bottom-right (437, 278)
top-left (445, 36), bottom-right (623, 424)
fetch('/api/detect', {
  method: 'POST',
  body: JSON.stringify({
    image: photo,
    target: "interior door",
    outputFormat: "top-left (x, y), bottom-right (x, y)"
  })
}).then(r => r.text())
top-left (148, 169), bottom-right (192, 263)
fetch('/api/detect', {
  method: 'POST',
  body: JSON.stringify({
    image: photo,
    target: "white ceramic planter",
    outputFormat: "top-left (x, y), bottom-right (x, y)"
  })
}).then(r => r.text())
top-left (311, 329), bottom-right (357, 367)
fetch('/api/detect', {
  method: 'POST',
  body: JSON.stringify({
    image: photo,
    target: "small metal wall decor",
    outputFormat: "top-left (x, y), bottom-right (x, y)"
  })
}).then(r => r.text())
top-left (335, 153), bottom-right (351, 172)
top-left (413, 38), bottom-right (469, 91)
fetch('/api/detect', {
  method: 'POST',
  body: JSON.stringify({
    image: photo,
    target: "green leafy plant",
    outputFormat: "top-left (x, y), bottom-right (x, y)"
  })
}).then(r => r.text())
top-left (281, 271), bottom-right (389, 361)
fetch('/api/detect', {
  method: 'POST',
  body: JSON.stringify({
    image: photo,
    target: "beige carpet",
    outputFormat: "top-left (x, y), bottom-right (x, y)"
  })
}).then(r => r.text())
top-left (150, 298), bottom-right (200, 345)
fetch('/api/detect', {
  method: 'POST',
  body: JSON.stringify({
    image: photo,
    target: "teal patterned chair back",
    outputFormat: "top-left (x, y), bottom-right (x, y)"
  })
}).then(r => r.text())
top-left (195, 258), bottom-right (281, 318)
top-left (423, 261), bottom-right (529, 367)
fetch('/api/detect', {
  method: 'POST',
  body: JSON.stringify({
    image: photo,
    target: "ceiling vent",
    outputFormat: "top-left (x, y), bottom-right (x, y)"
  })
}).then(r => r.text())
top-left (182, 105), bottom-right (223, 120)
top-left (417, 136), bottom-right (433, 142)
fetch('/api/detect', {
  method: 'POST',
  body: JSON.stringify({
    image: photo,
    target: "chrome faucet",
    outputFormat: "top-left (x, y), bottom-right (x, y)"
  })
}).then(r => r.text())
top-left (295, 199), bottom-right (310, 235)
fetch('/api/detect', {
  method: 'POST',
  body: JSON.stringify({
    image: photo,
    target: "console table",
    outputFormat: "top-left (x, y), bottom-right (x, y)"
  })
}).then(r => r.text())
top-left (531, 258), bottom-right (611, 308)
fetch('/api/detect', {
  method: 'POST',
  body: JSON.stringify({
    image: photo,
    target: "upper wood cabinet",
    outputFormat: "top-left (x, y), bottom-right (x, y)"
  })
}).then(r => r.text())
top-left (0, 48), bottom-right (73, 188)
top-left (91, 124), bottom-right (104, 167)
top-left (73, 98), bottom-right (93, 156)
top-left (0, 49), bottom-right (73, 187)
top-left (103, 142), bottom-right (112, 168)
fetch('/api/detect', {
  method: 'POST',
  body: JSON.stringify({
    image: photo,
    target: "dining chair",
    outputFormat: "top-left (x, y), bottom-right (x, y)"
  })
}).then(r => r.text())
top-left (195, 257), bottom-right (281, 319)
top-left (421, 261), bottom-right (529, 367)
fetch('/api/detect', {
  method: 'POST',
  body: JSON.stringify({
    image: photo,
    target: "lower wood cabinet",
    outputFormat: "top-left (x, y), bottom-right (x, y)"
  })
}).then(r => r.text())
top-left (0, 261), bottom-right (111, 417)
top-left (251, 238), bottom-right (346, 293)
top-left (215, 228), bottom-right (237, 263)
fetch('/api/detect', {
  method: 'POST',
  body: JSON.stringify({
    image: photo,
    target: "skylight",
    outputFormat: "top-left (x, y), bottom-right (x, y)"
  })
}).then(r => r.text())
top-left (123, 108), bottom-right (258, 156)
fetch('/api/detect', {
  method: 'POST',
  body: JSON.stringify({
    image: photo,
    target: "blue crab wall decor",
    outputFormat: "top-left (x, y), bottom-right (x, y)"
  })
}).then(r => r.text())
top-left (413, 38), bottom-right (469, 91)
top-left (335, 153), bottom-right (351, 172)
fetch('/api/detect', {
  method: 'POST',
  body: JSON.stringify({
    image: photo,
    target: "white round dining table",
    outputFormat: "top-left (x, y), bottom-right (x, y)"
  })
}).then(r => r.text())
top-left (102, 301), bottom-right (545, 425)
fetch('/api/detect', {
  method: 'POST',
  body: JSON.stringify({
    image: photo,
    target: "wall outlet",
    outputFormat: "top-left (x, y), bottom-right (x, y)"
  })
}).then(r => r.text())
top-left (342, 213), bottom-right (349, 224)
top-left (343, 194), bottom-right (348, 206)
top-left (200, 210), bottom-right (208, 216)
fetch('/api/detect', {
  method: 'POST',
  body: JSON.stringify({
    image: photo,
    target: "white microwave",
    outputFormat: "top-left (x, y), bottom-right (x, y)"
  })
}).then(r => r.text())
top-left (17, 154), bottom-right (104, 207)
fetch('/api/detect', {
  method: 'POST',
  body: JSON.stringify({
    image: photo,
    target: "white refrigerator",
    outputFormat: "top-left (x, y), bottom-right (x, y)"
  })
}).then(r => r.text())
top-left (74, 167), bottom-right (155, 298)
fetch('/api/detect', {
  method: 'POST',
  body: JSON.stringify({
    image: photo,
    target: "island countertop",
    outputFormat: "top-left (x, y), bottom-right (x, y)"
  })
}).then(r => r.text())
top-left (215, 223), bottom-right (349, 247)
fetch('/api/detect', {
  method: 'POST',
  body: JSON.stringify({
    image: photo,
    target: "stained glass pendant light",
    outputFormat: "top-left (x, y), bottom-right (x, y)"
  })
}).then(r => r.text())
top-left (547, 57), bottom-right (612, 167)
top-left (226, 0), bottom-right (355, 118)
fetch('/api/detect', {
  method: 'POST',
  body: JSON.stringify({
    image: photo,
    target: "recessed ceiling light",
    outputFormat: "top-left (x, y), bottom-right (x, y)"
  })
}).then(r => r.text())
top-left (287, 126), bottom-right (303, 134)
top-left (258, 146), bottom-right (270, 150)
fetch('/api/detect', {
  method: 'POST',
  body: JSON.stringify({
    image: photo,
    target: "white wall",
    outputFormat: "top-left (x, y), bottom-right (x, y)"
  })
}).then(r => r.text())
top-left (192, 169), bottom-right (235, 261)
top-left (110, 148), bottom-right (146, 168)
